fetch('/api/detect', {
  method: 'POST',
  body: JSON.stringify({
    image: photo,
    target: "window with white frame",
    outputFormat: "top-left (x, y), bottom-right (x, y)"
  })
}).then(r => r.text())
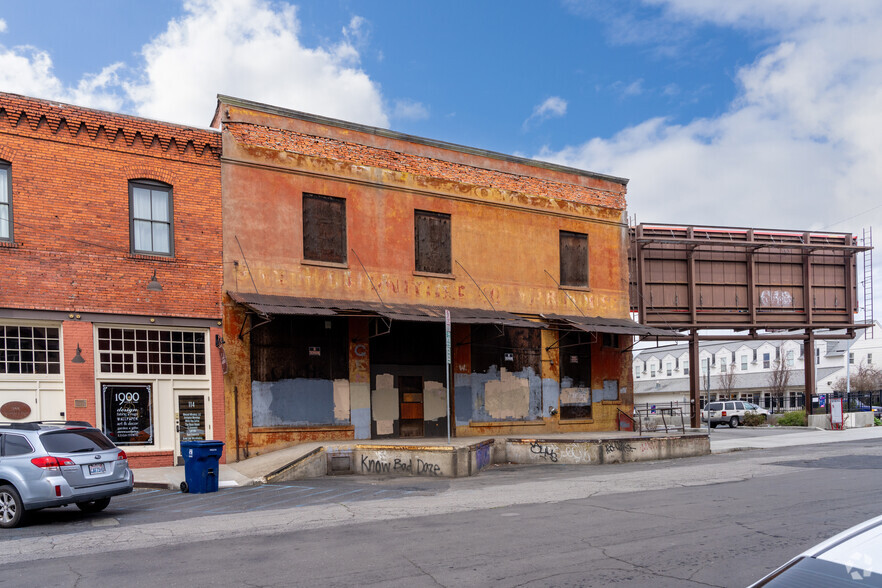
top-left (763, 352), bottom-right (770, 369)
top-left (869, 353), bottom-right (873, 365)
top-left (849, 352), bottom-right (855, 364)
top-left (0, 325), bottom-right (61, 374)
top-left (650, 362), bottom-right (656, 377)
top-left (683, 359), bottom-right (689, 375)
top-left (634, 365), bottom-right (641, 379)
top-left (741, 355), bottom-right (748, 370)
top-left (0, 160), bottom-right (12, 242)
top-left (720, 357), bottom-right (727, 372)
top-left (786, 350), bottom-right (794, 367)
top-left (97, 327), bottom-right (206, 375)
top-left (130, 180), bottom-right (173, 256)
top-left (666, 362), bottom-right (672, 376)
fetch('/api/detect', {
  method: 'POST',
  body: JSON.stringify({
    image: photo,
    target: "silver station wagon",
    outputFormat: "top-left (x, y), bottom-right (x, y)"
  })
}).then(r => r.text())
top-left (0, 421), bottom-right (134, 528)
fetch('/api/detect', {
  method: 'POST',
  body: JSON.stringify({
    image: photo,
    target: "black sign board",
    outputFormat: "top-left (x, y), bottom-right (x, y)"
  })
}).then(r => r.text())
top-left (102, 383), bottom-right (153, 445)
top-left (178, 395), bottom-right (206, 443)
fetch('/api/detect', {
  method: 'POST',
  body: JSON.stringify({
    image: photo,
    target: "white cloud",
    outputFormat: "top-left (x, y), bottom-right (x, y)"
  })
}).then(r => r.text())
top-left (523, 96), bottom-right (568, 130)
top-left (392, 99), bottom-right (429, 121)
top-left (126, 0), bottom-right (388, 127)
top-left (538, 2), bottom-right (882, 240)
top-left (0, 0), bottom-right (389, 128)
top-left (0, 19), bottom-right (7, 34)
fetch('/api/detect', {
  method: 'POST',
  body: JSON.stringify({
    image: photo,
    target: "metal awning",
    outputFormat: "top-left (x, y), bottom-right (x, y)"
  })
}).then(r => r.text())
top-left (542, 314), bottom-right (681, 337)
top-left (229, 292), bottom-right (544, 328)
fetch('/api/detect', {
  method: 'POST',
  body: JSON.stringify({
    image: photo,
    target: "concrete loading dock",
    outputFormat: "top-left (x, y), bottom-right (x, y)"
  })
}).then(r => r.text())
top-left (134, 431), bottom-right (710, 488)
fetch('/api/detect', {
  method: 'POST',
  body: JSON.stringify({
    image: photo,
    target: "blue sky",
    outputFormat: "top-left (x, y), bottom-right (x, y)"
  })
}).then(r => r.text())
top-left (1, 0), bottom-right (880, 323)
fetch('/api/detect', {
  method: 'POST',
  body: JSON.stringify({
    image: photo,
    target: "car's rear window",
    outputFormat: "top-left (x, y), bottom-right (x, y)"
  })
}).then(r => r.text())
top-left (40, 429), bottom-right (116, 453)
top-left (708, 403), bottom-right (723, 410)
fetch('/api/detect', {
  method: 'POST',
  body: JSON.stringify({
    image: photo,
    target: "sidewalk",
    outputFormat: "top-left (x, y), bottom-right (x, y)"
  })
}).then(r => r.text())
top-left (132, 426), bottom-right (882, 489)
top-left (710, 425), bottom-right (882, 453)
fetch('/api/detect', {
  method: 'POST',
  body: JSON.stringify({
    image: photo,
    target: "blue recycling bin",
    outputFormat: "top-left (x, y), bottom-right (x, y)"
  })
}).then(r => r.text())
top-left (180, 440), bottom-right (224, 494)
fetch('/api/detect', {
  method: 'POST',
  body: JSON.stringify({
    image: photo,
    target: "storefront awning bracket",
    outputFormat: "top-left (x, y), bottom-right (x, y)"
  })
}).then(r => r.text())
top-left (237, 312), bottom-right (272, 340)
top-left (235, 235), bottom-right (260, 295)
top-left (456, 260), bottom-right (504, 335)
top-left (544, 269), bottom-right (586, 317)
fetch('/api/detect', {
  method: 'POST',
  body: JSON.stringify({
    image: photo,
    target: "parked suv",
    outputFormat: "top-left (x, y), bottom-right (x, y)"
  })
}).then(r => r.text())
top-left (0, 421), bottom-right (134, 528)
top-left (701, 401), bottom-right (765, 428)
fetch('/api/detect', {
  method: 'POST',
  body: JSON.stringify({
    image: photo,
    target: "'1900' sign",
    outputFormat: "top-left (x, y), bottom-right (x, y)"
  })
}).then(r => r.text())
top-left (1, 401), bottom-right (32, 420)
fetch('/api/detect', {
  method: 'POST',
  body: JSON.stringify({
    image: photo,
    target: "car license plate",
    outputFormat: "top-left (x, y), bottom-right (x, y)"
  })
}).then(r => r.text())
top-left (89, 463), bottom-right (106, 475)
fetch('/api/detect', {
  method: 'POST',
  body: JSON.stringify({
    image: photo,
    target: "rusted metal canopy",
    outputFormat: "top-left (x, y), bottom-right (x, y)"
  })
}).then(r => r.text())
top-left (229, 292), bottom-right (543, 328)
top-left (543, 314), bottom-right (681, 337)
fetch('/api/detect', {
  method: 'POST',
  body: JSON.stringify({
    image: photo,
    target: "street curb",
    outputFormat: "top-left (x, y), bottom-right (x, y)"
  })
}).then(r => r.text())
top-left (134, 480), bottom-right (174, 490)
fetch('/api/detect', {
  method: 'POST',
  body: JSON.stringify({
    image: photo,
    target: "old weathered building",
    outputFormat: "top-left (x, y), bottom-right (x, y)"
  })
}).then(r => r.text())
top-left (0, 92), bottom-right (225, 467)
top-left (215, 96), bottom-right (662, 459)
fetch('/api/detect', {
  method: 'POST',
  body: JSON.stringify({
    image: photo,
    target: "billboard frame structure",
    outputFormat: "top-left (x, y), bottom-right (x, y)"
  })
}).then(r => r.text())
top-left (630, 223), bottom-right (873, 427)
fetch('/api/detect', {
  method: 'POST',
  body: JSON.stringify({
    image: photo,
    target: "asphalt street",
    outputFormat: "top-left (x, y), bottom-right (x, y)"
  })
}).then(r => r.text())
top-left (1, 430), bottom-right (881, 587)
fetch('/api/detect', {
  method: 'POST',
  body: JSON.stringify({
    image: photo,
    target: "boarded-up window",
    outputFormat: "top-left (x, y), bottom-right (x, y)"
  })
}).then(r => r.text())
top-left (415, 210), bottom-right (451, 274)
top-left (303, 193), bottom-right (346, 264)
top-left (560, 231), bottom-right (588, 287)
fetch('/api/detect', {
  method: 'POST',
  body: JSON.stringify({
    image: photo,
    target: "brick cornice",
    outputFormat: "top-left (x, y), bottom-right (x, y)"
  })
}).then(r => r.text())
top-left (0, 92), bottom-right (221, 164)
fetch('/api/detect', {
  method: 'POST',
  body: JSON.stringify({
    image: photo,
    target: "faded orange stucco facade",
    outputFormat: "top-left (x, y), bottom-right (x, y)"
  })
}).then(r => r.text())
top-left (215, 96), bottom-right (633, 459)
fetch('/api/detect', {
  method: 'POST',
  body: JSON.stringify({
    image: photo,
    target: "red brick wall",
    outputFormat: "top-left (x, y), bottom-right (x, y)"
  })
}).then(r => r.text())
top-left (0, 92), bottom-right (222, 319)
top-left (209, 326), bottom-right (227, 464)
top-left (127, 452), bottom-right (174, 469)
top-left (227, 123), bottom-right (626, 210)
top-left (62, 320), bottom-right (97, 424)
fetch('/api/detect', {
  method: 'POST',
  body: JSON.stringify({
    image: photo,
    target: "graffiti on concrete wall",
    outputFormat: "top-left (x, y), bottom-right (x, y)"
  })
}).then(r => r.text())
top-left (359, 454), bottom-right (442, 476)
top-left (530, 441), bottom-right (559, 462)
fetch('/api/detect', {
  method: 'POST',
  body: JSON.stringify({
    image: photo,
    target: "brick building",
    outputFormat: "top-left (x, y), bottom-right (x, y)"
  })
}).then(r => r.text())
top-left (0, 92), bottom-right (224, 468)
top-left (214, 96), bottom-right (665, 459)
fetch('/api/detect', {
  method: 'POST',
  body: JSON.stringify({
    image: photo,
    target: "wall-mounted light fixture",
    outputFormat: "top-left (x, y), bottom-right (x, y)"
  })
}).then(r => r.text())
top-left (71, 344), bottom-right (85, 364)
top-left (147, 270), bottom-right (163, 292)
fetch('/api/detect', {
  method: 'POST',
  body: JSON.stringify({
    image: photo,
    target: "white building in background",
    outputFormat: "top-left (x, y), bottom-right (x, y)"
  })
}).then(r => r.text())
top-left (633, 323), bottom-right (882, 410)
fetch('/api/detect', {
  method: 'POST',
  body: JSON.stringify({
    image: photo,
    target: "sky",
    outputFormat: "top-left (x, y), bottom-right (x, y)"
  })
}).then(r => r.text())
top-left (0, 0), bottom-right (879, 324)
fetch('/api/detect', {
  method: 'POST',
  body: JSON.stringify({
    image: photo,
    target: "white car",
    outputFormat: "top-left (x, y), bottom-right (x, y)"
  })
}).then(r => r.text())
top-left (749, 513), bottom-right (882, 586)
top-left (701, 400), bottom-right (768, 428)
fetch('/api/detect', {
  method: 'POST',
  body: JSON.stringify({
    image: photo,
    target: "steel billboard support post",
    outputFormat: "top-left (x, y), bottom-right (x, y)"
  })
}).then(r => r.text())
top-left (445, 309), bottom-right (451, 445)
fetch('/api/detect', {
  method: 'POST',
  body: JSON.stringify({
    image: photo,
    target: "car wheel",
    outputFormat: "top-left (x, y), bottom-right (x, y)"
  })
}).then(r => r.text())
top-left (729, 416), bottom-right (740, 428)
top-left (76, 498), bottom-right (111, 513)
top-left (0, 485), bottom-right (27, 529)
top-left (180, 482), bottom-right (189, 493)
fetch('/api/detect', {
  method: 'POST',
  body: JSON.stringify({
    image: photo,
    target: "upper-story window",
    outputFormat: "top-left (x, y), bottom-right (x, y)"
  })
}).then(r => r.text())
top-left (130, 180), bottom-right (173, 256)
top-left (786, 350), bottom-right (794, 366)
top-left (0, 160), bottom-right (12, 242)
top-left (741, 354), bottom-right (748, 370)
top-left (634, 365), bottom-right (641, 379)
top-left (650, 362), bottom-right (656, 377)
top-left (849, 352), bottom-right (855, 364)
top-left (666, 362), bottom-right (672, 376)
top-left (303, 193), bottom-right (346, 264)
top-left (414, 210), bottom-right (451, 274)
top-left (869, 353), bottom-right (873, 365)
top-left (560, 230), bottom-right (588, 287)
top-left (683, 359), bottom-right (689, 375)
top-left (763, 352), bottom-right (770, 369)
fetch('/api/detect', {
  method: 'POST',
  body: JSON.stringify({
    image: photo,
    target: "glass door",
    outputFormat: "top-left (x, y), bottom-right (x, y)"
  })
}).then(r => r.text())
top-left (174, 392), bottom-right (208, 465)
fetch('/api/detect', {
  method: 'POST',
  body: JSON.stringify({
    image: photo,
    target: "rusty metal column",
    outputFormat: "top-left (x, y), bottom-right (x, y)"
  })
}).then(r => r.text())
top-left (690, 329), bottom-right (701, 428)
top-left (805, 329), bottom-right (815, 416)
